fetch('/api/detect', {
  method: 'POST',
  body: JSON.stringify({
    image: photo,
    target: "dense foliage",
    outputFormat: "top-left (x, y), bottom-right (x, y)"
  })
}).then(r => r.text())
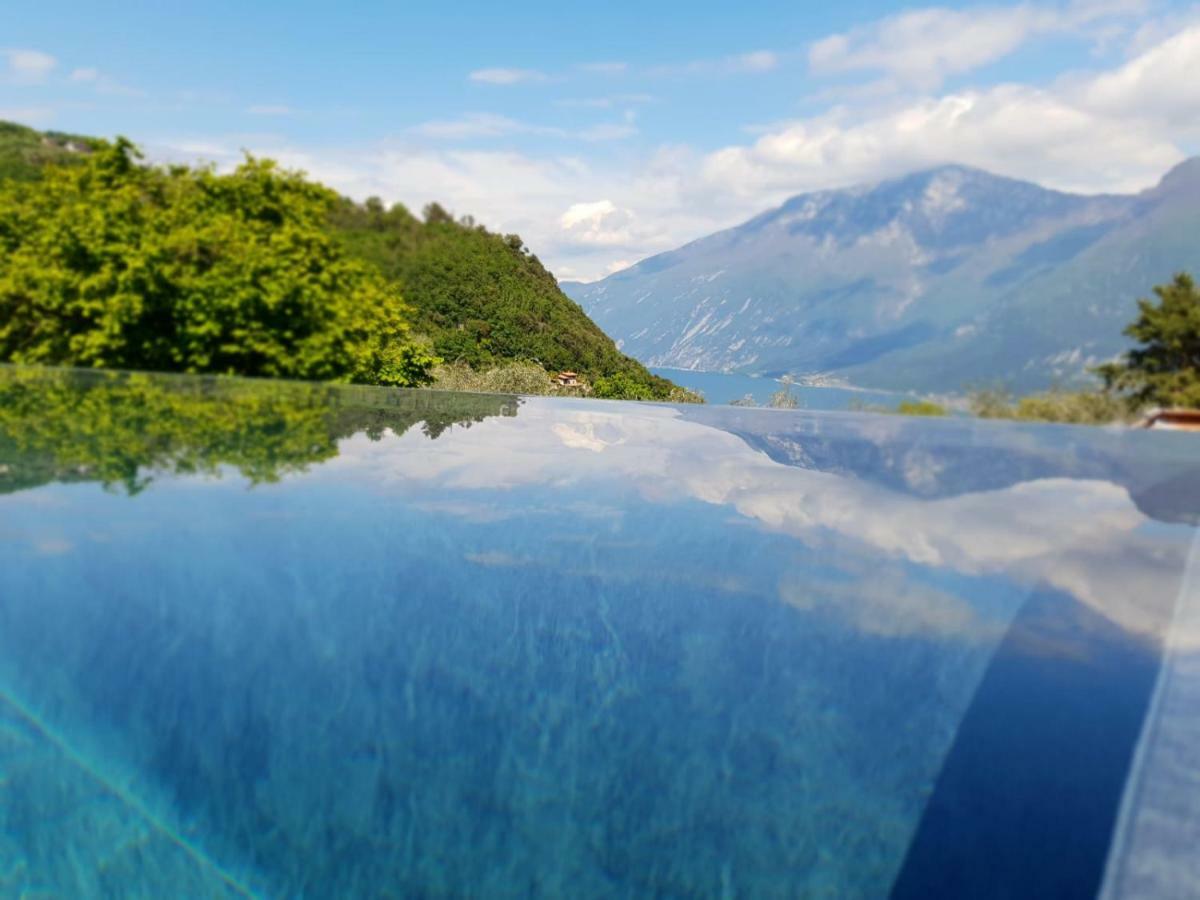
top-left (432, 360), bottom-right (581, 396)
top-left (0, 139), bottom-right (435, 385)
top-left (0, 121), bottom-right (696, 401)
top-left (330, 199), bottom-right (699, 401)
top-left (1096, 272), bottom-right (1200, 408)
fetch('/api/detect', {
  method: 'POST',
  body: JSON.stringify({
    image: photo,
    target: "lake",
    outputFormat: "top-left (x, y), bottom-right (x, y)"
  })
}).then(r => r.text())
top-left (651, 366), bottom-right (915, 409)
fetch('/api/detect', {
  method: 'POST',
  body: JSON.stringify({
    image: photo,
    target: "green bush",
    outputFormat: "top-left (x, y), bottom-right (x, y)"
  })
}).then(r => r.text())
top-left (593, 372), bottom-right (658, 401)
top-left (431, 361), bottom-right (562, 395)
top-left (0, 139), bottom-right (434, 386)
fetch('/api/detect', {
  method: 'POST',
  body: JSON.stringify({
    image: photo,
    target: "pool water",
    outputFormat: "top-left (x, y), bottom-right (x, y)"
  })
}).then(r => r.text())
top-left (0, 367), bottom-right (1197, 897)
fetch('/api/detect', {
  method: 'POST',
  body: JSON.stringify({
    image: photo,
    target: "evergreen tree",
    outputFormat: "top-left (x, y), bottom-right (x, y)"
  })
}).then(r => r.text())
top-left (1097, 273), bottom-right (1200, 408)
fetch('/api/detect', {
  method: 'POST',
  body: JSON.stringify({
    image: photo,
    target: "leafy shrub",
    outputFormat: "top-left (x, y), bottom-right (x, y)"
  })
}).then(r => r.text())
top-left (593, 372), bottom-right (657, 401)
top-left (0, 139), bottom-right (436, 385)
top-left (431, 361), bottom-right (562, 395)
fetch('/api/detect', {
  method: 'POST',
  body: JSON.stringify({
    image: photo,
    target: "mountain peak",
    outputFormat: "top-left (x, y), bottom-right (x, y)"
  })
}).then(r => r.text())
top-left (1154, 156), bottom-right (1200, 195)
top-left (572, 156), bottom-right (1198, 394)
top-left (749, 163), bottom-right (1089, 252)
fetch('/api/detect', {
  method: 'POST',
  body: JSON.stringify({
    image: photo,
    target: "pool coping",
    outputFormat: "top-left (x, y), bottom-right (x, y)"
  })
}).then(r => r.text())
top-left (1100, 527), bottom-right (1200, 900)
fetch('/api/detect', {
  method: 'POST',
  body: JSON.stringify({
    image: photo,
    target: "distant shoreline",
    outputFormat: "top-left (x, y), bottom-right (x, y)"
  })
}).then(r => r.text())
top-left (649, 366), bottom-right (916, 398)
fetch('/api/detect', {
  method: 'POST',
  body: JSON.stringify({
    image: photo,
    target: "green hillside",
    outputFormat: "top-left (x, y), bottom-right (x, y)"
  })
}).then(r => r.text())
top-left (0, 120), bottom-right (98, 182)
top-left (330, 199), bottom-right (690, 398)
top-left (0, 122), bottom-right (694, 401)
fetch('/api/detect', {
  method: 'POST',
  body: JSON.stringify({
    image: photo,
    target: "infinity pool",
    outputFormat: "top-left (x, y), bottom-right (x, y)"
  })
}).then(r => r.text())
top-left (0, 367), bottom-right (1197, 898)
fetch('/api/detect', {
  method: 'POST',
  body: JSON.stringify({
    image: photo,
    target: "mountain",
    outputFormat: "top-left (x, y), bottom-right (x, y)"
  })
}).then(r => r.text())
top-left (564, 161), bottom-right (1200, 393)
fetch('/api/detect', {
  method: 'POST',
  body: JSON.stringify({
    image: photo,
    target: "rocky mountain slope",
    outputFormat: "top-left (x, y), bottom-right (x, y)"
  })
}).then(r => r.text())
top-left (565, 161), bottom-right (1200, 392)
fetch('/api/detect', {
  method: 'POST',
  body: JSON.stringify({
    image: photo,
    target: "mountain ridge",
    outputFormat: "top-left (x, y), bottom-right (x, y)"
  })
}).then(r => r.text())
top-left (565, 160), bottom-right (1200, 392)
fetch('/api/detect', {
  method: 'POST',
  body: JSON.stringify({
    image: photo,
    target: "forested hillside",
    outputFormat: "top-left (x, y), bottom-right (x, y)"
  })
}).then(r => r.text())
top-left (0, 120), bottom-right (97, 181)
top-left (0, 122), bottom-right (693, 402)
top-left (330, 199), bottom-right (689, 398)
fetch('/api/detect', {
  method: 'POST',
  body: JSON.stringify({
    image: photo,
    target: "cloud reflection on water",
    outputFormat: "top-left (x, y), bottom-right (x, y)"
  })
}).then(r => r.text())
top-left (327, 400), bottom-right (1197, 647)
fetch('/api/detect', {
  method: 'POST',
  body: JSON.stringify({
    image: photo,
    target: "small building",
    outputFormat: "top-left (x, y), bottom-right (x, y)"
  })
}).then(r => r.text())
top-left (552, 371), bottom-right (580, 387)
top-left (1137, 408), bottom-right (1200, 431)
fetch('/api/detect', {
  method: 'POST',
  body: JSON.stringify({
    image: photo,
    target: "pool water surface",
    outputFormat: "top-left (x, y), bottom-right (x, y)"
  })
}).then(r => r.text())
top-left (0, 367), bottom-right (1197, 897)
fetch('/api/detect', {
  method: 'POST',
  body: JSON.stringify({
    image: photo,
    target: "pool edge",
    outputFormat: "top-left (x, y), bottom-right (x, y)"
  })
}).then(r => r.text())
top-left (1100, 527), bottom-right (1200, 900)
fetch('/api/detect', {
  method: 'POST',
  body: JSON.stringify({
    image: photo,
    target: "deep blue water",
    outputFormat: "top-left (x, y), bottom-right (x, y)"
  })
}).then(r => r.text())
top-left (0, 367), bottom-right (1197, 897)
top-left (649, 366), bottom-right (914, 409)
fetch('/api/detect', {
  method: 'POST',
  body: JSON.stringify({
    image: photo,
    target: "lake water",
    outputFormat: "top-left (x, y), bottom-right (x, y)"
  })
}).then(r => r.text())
top-left (1, 366), bottom-right (1198, 897)
top-left (651, 366), bottom-right (914, 408)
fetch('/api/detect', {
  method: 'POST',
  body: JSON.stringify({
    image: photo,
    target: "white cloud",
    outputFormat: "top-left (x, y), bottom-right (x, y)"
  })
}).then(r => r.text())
top-left (559, 200), bottom-right (638, 246)
top-left (468, 67), bottom-right (547, 85)
top-left (700, 83), bottom-right (1183, 199)
top-left (411, 112), bottom-right (637, 143)
top-left (577, 61), bottom-right (628, 75)
top-left (246, 104), bottom-right (295, 116)
top-left (650, 49), bottom-right (784, 77)
top-left (555, 94), bottom-right (655, 109)
top-left (62, 64), bottom-right (144, 97)
top-left (710, 21), bottom-right (1200, 202)
top-left (809, 1), bottom-right (1149, 89)
top-left (3, 49), bottom-right (56, 84)
top-left (475, 52), bottom-right (776, 86)
top-left (734, 50), bottom-right (779, 73)
top-left (1079, 24), bottom-right (1200, 121)
top-left (1122, 4), bottom-right (1200, 54)
top-left (412, 113), bottom-right (541, 140)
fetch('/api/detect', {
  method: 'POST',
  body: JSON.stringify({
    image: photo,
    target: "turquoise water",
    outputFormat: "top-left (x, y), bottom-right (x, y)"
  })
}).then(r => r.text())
top-left (0, 367), bottom-right (1197, 896)
top-left (650, 366), bottom-right (913, 408)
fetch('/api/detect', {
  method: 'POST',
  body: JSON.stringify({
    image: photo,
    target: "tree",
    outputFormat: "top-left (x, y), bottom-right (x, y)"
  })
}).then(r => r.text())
top-left (0, 139), bottom-right (435, 386)
top-left (1096, 273), bottom-right (1200, 408)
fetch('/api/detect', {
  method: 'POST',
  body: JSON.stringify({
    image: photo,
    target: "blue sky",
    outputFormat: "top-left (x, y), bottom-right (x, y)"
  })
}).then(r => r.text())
top-left (4, 0), bottom-right (1199, 279)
